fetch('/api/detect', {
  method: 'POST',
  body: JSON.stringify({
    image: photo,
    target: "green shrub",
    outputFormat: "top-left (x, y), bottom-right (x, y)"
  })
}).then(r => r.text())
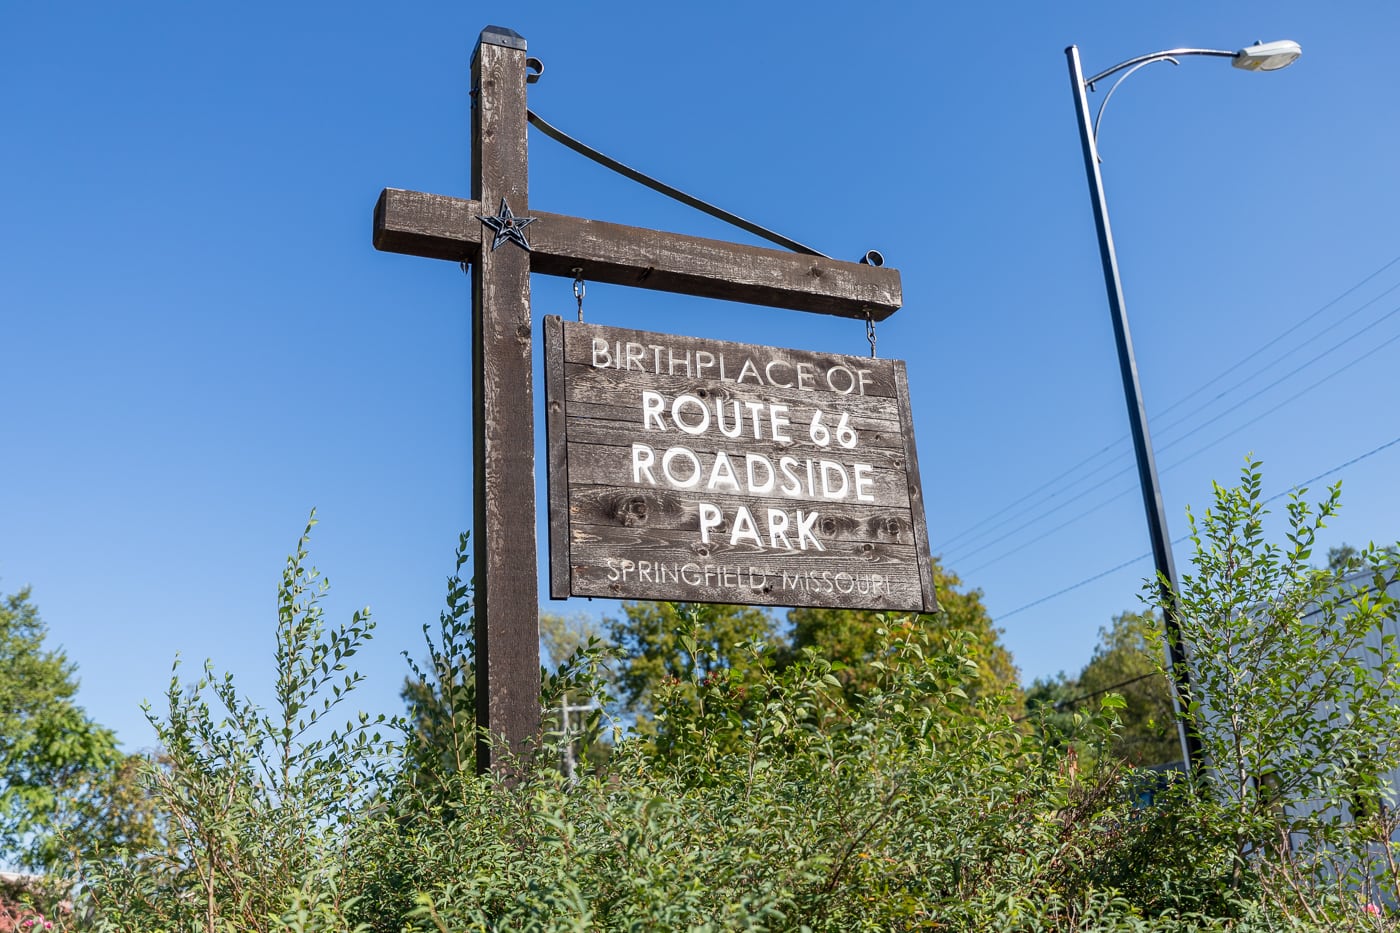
top-left (73, 472), bottom-right (1400, 931)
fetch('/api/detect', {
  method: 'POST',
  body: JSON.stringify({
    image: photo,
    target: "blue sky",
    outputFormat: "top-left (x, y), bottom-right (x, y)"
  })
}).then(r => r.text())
top-left (3, 2), bottom-right (1398, 750)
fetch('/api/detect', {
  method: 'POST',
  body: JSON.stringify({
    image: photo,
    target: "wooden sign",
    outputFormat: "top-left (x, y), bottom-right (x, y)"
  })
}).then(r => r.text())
top-left (545, 317), bottom-right (938, 612)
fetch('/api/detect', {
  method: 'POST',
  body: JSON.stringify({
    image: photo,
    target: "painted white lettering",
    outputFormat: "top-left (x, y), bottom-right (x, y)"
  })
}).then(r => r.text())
top-left (592, 338), bottom-right (612, 369)
top-left (769, 403), bottom-right (791, 443)
top-left (730, 506), bottom-right (762, 548)
top-left (641, 391), bottom-right (666, 431)
top-left (707, 451), bottom-right (740, 492)
top-left (631, 443), bottom-right (657, 484)
top-left (819, 460), bottom-right (849, 499)
top-left (779, 456), bottom-right (802, 496)
top-left (826, 364), bottom-right (857, 394)
top-left (745, 453), bottom-right (775, 494)
top-left (744, 400), bottom-right (764, 438)
top-left (765, 359), bottom-right (793, 388)
top-left (698, 502), bottom-right (724, 544)
top-left (853, 463), bottom-right (875, 502)
top-left (695, 349), bottom-right (717, 378)
top-left (671, 394), bottom-right (710, 435)
top-left (796, 510), bottom-right (824, 551)
top-left (661, 446), bottom-right (702, 488)
top-left (766, 508), bottom-right (791, 550)
top-left (714, 399), bottom-right (742, 439)
top-left (668, 347), bottom-right (691, 377)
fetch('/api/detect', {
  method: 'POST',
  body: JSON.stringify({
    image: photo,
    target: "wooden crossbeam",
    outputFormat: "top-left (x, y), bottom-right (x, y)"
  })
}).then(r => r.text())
top-left (374, 188), bottom-right (904, 320)
top-left (375, 25), bottom-right (912, 775)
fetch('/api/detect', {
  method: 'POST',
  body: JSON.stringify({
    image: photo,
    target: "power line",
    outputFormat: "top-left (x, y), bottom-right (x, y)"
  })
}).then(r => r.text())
top-left (1159, 326), bottom-right (1400, 473)
top-left (993, 433), bottom-right (1400, 621)
top-left (937, 253), bottom-right (1400, 553)
top-left (944, 308), bottom-right (1400, 571)
top-left (1015, 670), bottom-right (1162, 722)
top-left (1149, 254), bottom-right (1400, 425)
top-left (1149, 280), bottom-right (1400, 445)
top-left (1013, 575), bottom-right (1399, 719)
top-left (1152, 301), bottom-right (1400, 454)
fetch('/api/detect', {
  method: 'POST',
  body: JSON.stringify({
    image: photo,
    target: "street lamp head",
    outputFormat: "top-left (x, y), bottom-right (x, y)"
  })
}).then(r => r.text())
top-left (1232, 40), bottom-right (1302, 72)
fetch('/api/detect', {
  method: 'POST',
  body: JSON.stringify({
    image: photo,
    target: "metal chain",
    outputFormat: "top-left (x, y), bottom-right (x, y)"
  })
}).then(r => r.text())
top-left (572, 267), bottom-right (586, 321)
top-left (865, 309), bottom-right (877, 359)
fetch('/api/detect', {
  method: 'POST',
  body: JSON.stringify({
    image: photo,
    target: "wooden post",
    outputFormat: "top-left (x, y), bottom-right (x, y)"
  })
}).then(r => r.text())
top-left (375, 23), bottom-right (910, 777)
top-left (471, 26), bottom-right (539, 772)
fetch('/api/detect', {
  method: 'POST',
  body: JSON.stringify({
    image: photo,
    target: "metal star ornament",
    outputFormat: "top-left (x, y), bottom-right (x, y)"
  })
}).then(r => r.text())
top-left (478, 197), bottom-right (536, 252)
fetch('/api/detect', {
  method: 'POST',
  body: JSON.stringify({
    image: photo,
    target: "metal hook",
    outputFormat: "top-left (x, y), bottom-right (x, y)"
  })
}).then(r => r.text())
top-left (865, 309), bottom-right (877, 359)
top-left (525, 57), bottom-right (544, 84)
top-left (572, 267), bottom-right (585, 321)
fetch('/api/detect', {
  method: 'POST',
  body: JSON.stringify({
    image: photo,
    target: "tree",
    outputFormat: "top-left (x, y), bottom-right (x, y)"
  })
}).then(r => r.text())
top-left (786, 558), bottom-right (1020, 709)
top-left (539, 612), bottom-right (605, 670)
top-left (1022, 671), bottom-right (1080, 753)
top-left (1327, 543), bottom-right (1360, 573)
top-left (0, 586), bottom-right (136, 872)
top-left (1075, 611), bottom-right (1178, 767)
top-left (605, 601), bottom-right (778, 726)
top-left (0, 585), bottom-right (113, 868)
top-left (401, 538), bottom-right (614, 783)
top-left (1022, 613), bottom-right (1179, 768)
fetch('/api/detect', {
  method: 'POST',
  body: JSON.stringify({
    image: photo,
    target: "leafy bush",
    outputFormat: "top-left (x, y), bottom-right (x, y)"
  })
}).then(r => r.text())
top-left (1167, 459), bottom-right (1400, 910)
top-left (67, 470), bottom-right (1400, 931)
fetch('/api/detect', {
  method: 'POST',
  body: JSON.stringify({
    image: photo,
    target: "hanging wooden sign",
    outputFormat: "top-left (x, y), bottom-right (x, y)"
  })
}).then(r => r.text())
top-left (544, 317), bottom-right (938, 612)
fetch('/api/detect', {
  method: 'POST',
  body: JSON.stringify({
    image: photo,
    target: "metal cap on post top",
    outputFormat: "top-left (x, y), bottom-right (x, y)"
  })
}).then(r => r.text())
top-left (480, 25), bottom-right (527, 51)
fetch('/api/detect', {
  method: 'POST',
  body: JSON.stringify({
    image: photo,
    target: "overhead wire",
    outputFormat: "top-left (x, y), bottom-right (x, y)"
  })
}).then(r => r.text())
top-left (947, 306), bottom-right (1400, 573)
top-left (939, 273), bottom-right (1400, 567)
top-left (1012, 573), bottom-right (1398, 718)
top-left (958, 322), bottom-right (1400, 578)
top-left (995, 433), bottom-right (1400, 621)
top-left (1150, 300), bottom-right (1400, 455)
top-left (935, 253), bottom-right (1400, 555)
top-left (1148, 253), bottom-right (1400, 424)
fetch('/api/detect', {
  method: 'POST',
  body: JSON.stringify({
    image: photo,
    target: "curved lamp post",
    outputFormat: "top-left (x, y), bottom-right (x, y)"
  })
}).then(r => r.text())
top-left (1065, 40), bottom-right (1301, 776)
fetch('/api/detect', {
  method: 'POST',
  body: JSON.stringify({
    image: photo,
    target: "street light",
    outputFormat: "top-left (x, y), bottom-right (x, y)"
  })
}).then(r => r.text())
top-left (1065, 41), bottom-right (1301, 776)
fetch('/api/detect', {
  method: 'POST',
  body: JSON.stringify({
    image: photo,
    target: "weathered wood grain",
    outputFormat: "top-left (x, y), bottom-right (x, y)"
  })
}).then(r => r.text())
top-left (567, 485), bottom-right (921, 544)
top-left (561, 417), bottom-right (907, 458)
top-left (544, 316), bottom-right (570, 601)
top-left (894, 361), bottom-right (940, 613)
top-left (374, 188), bottom-right (904, 320)
top-left (561, 364), bottom-right (905, 427)
top-left (561, 398), bottom-right (909, 451)
top-left (543, 320), bottom-right (937, 612)
top-left (471, 29), bottom-right (540, 773)
top-left (561, 323), bottom-right (905, 396)
top-left (564, 442), bottom-right (913, 510)
top-left (566, 550), bottom-right (926, 610)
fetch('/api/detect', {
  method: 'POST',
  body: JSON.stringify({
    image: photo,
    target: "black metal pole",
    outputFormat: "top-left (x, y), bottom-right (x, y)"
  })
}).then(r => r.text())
top-left (1065, 44), bottom-right (1202, 775)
